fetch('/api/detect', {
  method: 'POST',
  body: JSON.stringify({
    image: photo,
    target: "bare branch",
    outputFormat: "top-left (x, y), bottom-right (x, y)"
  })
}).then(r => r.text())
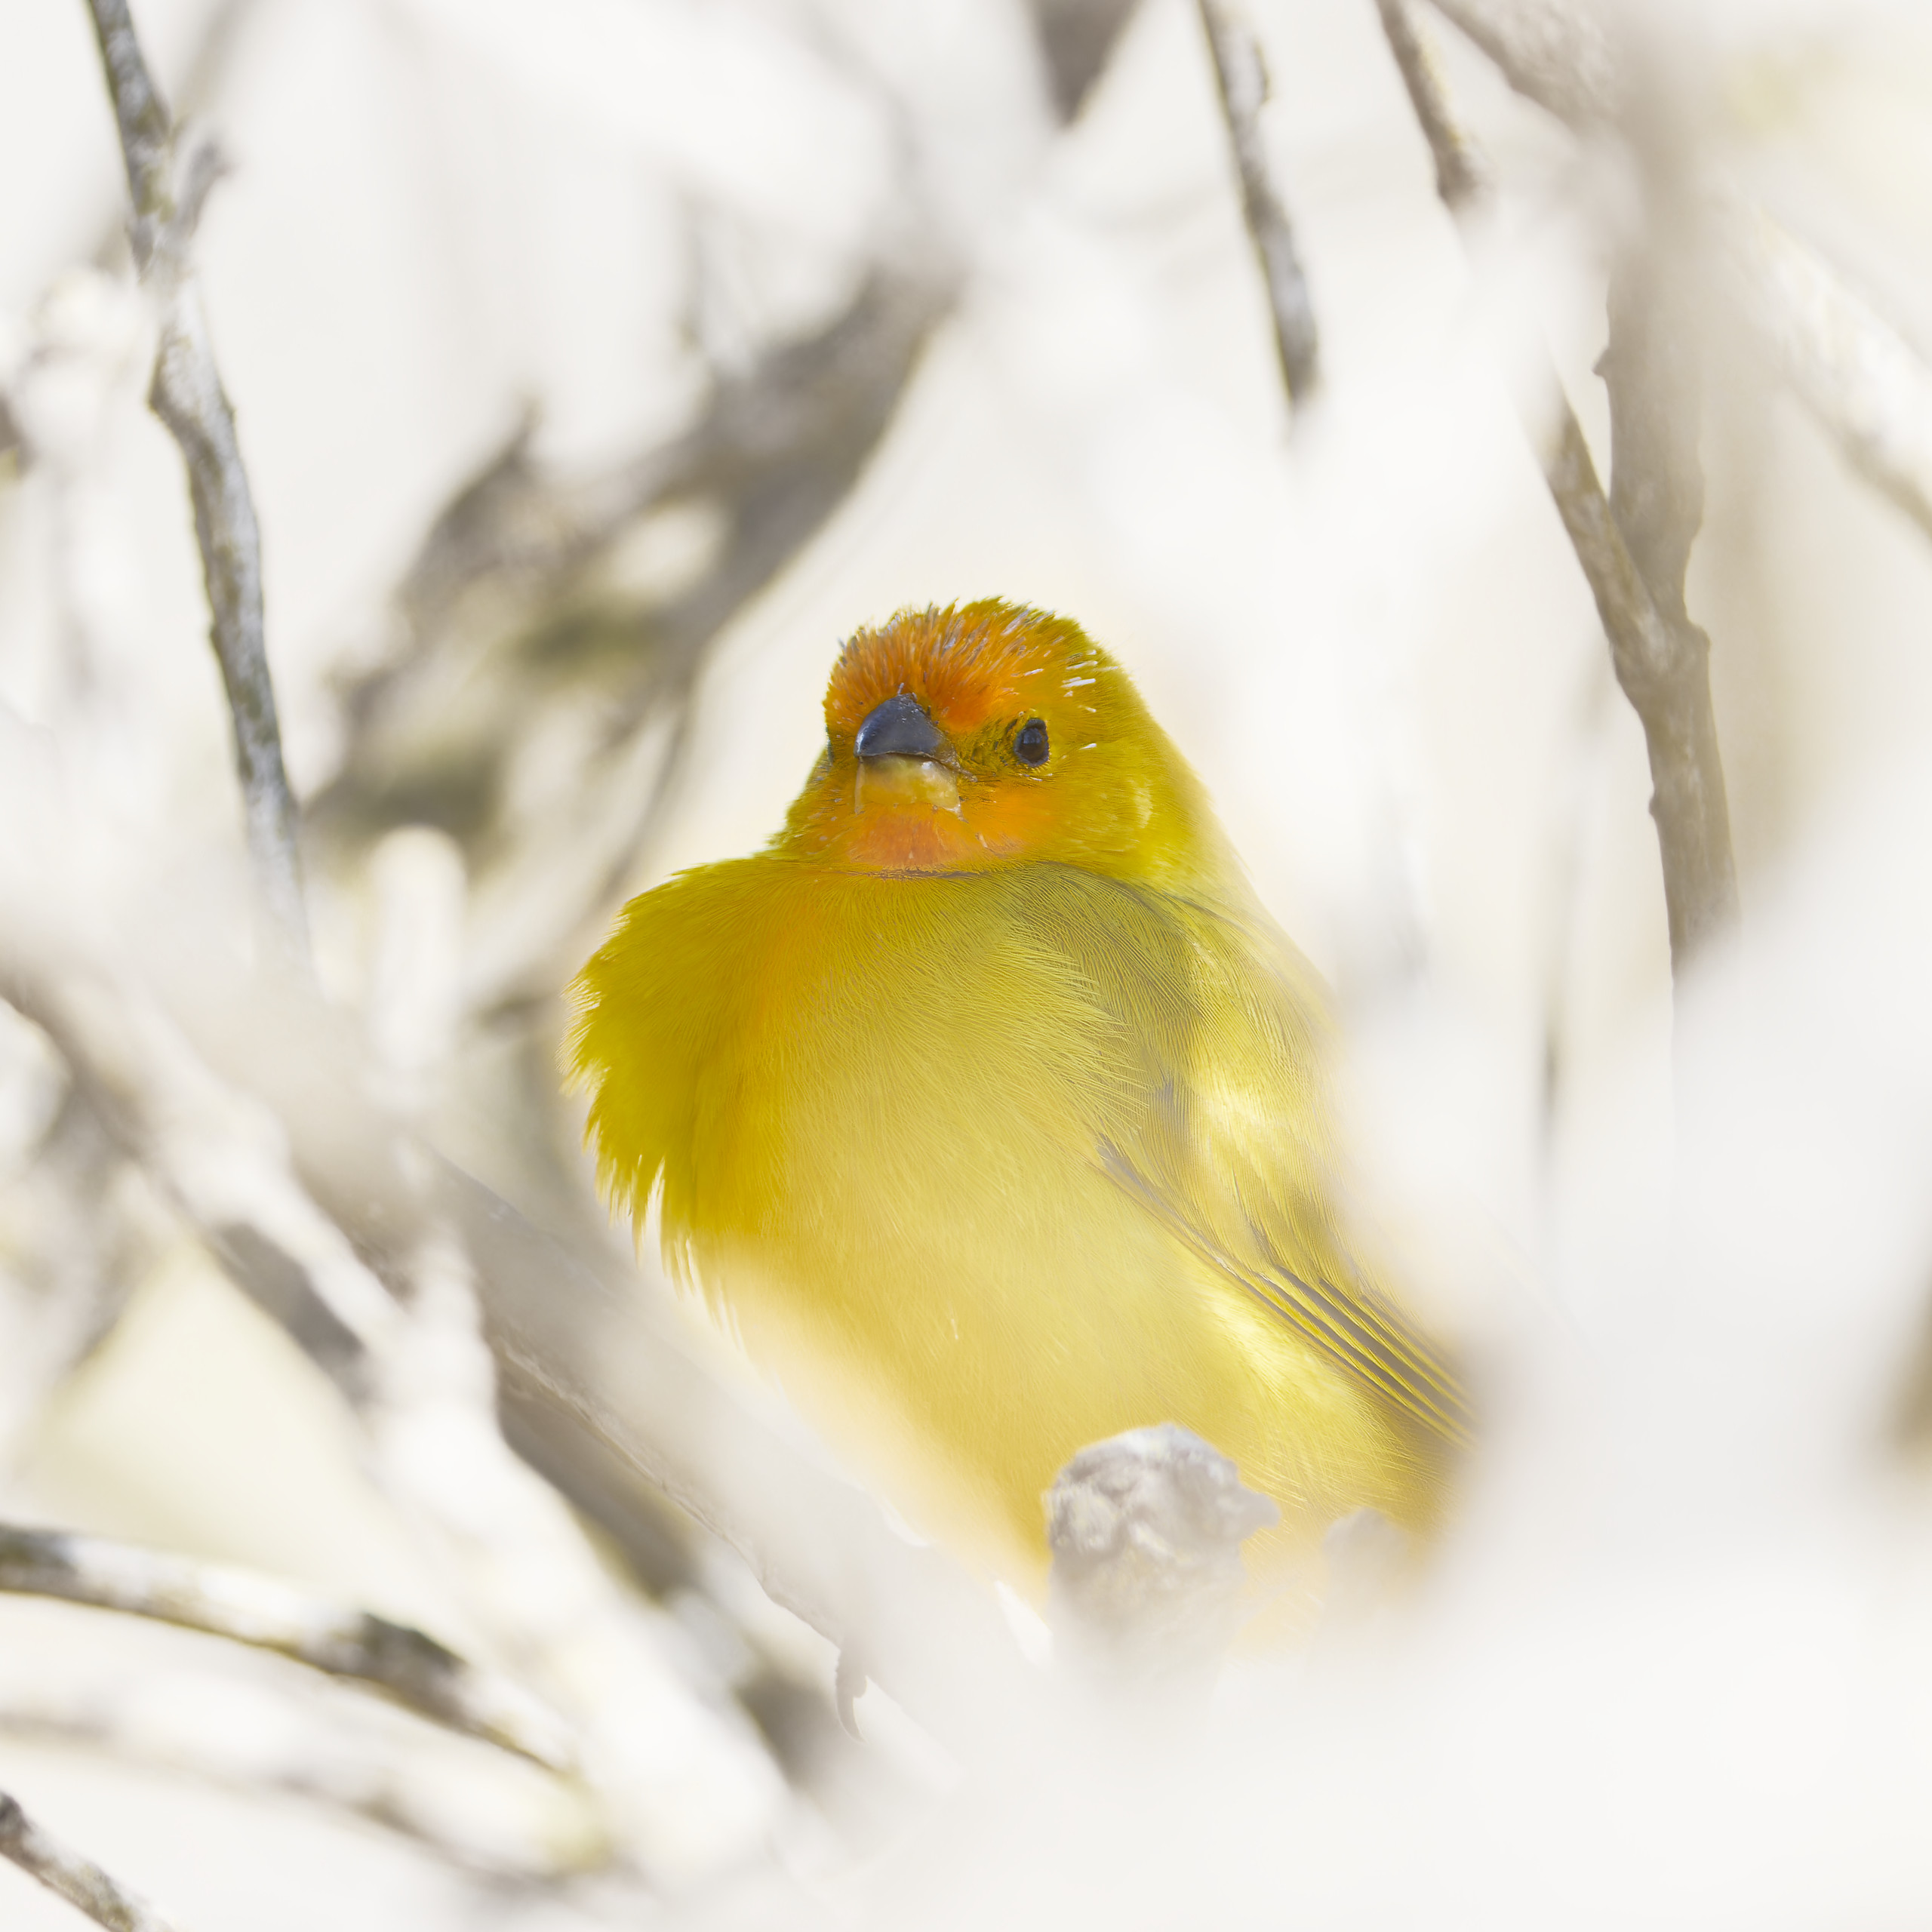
top-left (1599, 202), bottom-right (1739, 963)
top-left (1376, 0), bottom-right (1737, 971)
top-left (1373, 0), bottom-right (1487, 209)
top-left (1195, 0), bottom-right (1321, 408)
top-left (0, 1785), bottom-right (189, 1932)
top-left (81, 0), bottom-right (307, 965)
top-left (0, 1524), bottom-right (575, 1770)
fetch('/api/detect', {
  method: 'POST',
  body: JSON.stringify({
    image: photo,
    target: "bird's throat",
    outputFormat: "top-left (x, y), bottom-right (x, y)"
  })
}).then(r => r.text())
top-left (853, 755), bottom-right (961, 819)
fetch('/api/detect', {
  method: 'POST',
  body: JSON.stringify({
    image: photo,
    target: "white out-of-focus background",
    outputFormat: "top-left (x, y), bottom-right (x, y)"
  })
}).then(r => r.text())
top-left (5, 0), bottom-right (1932, 1924)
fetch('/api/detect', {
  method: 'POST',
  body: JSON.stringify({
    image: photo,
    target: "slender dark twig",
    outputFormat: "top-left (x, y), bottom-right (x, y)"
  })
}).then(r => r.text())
top-left (1374, 0), bottom-right (1486, 209)
top-left (0, 1524), bottom-right (575, 1770)
top-left (81, 0), bottom-right (309, 964)
top-left (1196, 0), bottom-right (1321, 407)
top-left (1374, 0), bottom-right (1738, 972)
top-left (0, 1785), bottom-right (189, 1932)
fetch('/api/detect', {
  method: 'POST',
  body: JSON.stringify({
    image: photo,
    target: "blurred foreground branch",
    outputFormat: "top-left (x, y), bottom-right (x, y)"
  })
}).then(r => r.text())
top-left (321, 269), bottom-right (953, 1018)
top-left (0, 713), bottom-right (1029, 1778)
top-left (1196, 0), bottom-right (1321, 408)
top-left (0, 1680), bottom-right (593, 1882)
top-left (82, 0), bottom-right (306, 964)
top-left (1377, 0), bottom-right (1737, 971)
top-left (1722, 202), bottom-right (1932, 546)
top-left (0, 1524), bottom-right (573, 1770)
top-left (0, 1786), bottom-right (187, 1932)
top-left (1428, 0), bottom-right (1932, 547)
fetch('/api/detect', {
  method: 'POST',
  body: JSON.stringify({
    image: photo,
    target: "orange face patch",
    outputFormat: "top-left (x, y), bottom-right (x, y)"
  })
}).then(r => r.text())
top-left (789, 599), bottom-right (1127, 878)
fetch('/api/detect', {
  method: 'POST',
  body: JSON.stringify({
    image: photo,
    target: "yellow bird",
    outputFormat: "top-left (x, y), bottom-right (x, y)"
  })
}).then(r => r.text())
top-left (570, 600), bottom-right (1466, 1599)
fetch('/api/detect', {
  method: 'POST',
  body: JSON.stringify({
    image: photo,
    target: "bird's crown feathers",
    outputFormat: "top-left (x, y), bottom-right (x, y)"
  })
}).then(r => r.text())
top-left (824, 600), bottom-right (1106, 745)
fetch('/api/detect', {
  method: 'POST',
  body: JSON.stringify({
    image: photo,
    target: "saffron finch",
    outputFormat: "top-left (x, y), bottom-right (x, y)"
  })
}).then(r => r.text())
top-left (570, 601), bottom-right (1466, 1593)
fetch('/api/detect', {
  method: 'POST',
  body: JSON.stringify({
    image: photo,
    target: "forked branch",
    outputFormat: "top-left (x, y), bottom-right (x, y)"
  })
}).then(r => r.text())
top-left (82, 0), bottom-right (308, 964)
top-left (1375, 0), bottom-right (1737, 971)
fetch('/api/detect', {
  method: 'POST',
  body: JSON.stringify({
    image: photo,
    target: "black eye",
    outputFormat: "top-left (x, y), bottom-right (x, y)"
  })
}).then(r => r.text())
top-left (1014, 718), bottom-right (1050, 767)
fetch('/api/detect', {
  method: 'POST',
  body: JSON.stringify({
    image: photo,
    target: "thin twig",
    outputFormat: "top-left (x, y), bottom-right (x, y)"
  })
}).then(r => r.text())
top-left (1375, 0), bottom-right (1738, 971)
top-left (1373, 0), bottom-right (1486, 209)
top-left (0, 1524), bottom-right (574, 1769)
top-left (81, 0), bottom-right (308, 965)
top-left (0, 1785), bottom-right (189, 1932)
top-left (1196, 0), bottom-right (1321, 406)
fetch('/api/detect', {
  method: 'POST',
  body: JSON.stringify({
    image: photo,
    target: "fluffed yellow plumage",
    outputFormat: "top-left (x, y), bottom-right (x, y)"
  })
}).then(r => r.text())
top-left (570, 600), bottom-right (1464, 1595)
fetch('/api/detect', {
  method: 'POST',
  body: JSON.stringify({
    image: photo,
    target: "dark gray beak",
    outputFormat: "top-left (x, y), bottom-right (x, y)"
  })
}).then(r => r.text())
top-left (855, 693), bottom-right (947, 761)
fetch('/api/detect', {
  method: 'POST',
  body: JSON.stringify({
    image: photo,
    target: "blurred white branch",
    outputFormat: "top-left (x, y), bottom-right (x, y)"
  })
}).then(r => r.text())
top-left (1427, 0), bottom-right (1932, 550)
top-left (0, 1783), bottom-right (189, 1932)
top-left (1195, 0), bottom-right (1320, 408)
top-left (1722, 200), bottom-right (1932, 547)
top-left (81, 0), bottom-right (307, 964)
top-left (0, 731), bottom-right (785, 1879)
top-left (0, 1682), bottom-right (595, 1883)
top-left (0, 1088), bottom-right (145, 1470)
top-left (0, 1523), bottom-right (574, 1770)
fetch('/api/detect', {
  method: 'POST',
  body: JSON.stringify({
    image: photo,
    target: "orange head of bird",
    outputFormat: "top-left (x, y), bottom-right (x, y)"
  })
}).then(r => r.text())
top-left (777, 599), bottom-right (1225, 887)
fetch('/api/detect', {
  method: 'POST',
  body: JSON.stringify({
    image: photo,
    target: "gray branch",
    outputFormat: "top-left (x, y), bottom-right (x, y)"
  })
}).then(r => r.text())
top-left (0, 1524), bottom-right (574, 1770)
top-left (1373, 0), bottom-right (1487, 209)
top-left (82, 0), bottom-right (308, 965)
top-left (1376, 0), bottom-right (1737, 971)
top-left (1600, 216), bottom-right (1739, 964)
top-left (1196, 0), bottom-right (1321, 407)
top-left (0, 1786), bottom-right (189, 1932)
